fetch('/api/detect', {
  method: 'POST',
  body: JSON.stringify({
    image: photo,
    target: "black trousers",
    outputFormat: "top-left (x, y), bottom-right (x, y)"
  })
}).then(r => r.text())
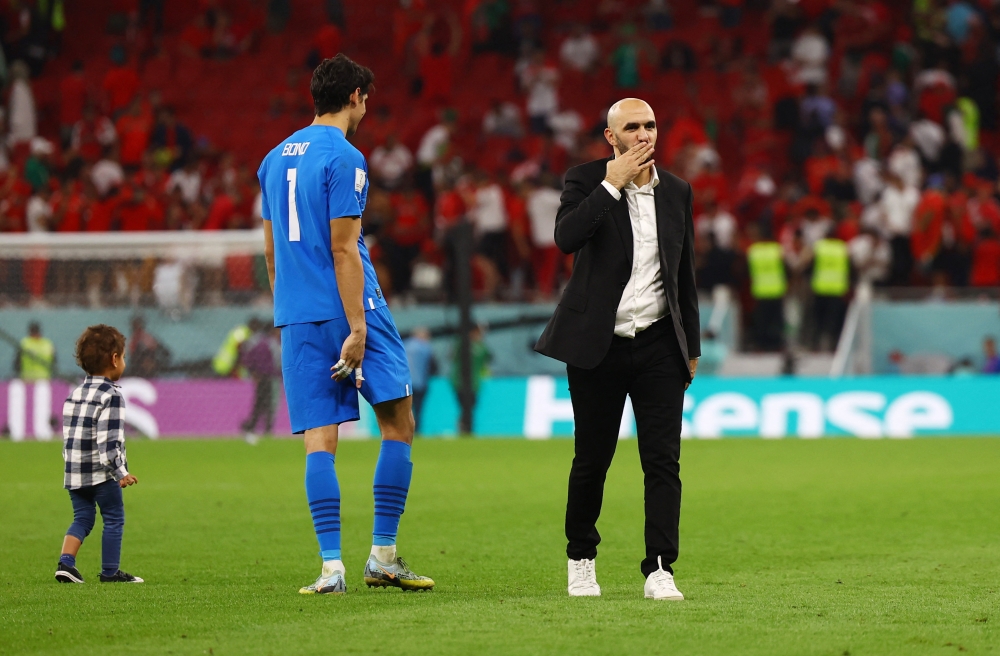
top-left (565, 318), bottom-right (687, 577)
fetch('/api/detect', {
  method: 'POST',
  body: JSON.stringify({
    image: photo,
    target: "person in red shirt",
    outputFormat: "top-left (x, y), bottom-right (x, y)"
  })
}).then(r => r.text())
top-left (118, 185), bottom-right (164, 231)
top-left (912, 188), bottom-right (946, 277)
top-left (86, 195), bottom-right (118, 232)
top-left (312, 22), bottom-right (342, 62)
top-left (415, 12), bottom-right (462, 104)
top-left (115, 99), bottom-right (154, 170)
top-left (388, 187), bottom-right (431, 291)
top-left (180, 14), bottom-right (211, 58)
top-left (52, 178), bottom-right (89, 232)
top-left (970, 228), bottom-right (1000, 287)
top-left (966, 182), bottom-right (1000, 235)
top-left (70, 105), bottom-right (117, 163)
top-left (102, 46), bottom-right (141, 118)
top-left (203, 188), bottom-right (237, 230)
top-left (59, 60), bottom-right (88, 147)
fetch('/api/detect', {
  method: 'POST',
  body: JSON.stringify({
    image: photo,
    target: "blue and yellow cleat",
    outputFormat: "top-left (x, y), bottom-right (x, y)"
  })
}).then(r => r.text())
top-left (299, 563), bottom-right (346, 595)
top-left (363, 555), bottom-right (435, 591)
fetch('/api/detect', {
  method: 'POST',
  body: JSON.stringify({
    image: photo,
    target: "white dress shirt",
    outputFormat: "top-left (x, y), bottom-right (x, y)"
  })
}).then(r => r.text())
top-left (601, 168), bottom-right (668, 338)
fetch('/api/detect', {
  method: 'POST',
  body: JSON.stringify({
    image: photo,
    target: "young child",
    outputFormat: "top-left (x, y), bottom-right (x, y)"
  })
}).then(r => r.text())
top-left (55, 324), bottom-right (143, 584)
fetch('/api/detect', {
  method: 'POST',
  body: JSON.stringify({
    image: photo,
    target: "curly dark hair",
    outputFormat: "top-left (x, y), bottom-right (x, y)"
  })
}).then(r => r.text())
top-left (310, 54), bottom-right (375, 117)
top-left (75, 324), bottom-right (126, 375)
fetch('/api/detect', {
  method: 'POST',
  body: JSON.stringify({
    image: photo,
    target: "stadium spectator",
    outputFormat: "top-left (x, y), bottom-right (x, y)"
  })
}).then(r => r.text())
top-left (559, 23), bottom-right (599, 73)
top-left (791, 24), bottom-right (830, 85)
top-left (167, 158), bottom-right (203, 205)
top-left (58, 60), bottom-right (88, 147)
top-left (983, 337), bottom-right (1000, 373)
top-left (101, 46), bottom-right (139, 117)
top-left (404, 327), bottom-right (436, 433)
top-left (91, 146), bottom-right (125, 198)
top-left (115, 99), bottom-right (153, 171)
top-left (70, 105), bottom-right (117, 164)
top-left (414, 11), bottom-right (462, 103)
top-left (968, 228), bottom-right (1000, 287)
top-left (128, 316), bottom-right (170, 378)
top-left (516, 49), bottom-right (559, 133)
top-left (6, 61), bottom-right (37, 145)
top-left (25, 137), bottom-right (54, 191)
top-left (880, 171), bottom-right (920, 285)
top-left (370, 135), bottom-right (414, 191)
top-left (415, 109), bottom-right (456, 207)
top-left (469, 170), bottom-right (509, 279)
top-left (526, 176), bottom-right (561, 298)
top-left (149, 107), bottom-right (194, 172)
top-left (608, 23), bottom-right (656, 89)
top-left (26, 184), bottom-right (54, 233)
top-left (482, 100), bottom-right (524, 138)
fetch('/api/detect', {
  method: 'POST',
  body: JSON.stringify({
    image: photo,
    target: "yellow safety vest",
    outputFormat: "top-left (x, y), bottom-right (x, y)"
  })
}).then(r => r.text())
top-left (212, 325), bottom-right (252, 376)
top-left (20, 336), bottom-right (55, 381)
top-left (811, 238), bottom-right (849, 297)
top-left (747, 241), bottom-right (787, 299)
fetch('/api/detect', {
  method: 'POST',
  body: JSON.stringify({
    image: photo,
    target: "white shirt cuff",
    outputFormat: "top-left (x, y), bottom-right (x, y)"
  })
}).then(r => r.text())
top-left (601, 180), bottom-right (622, 202)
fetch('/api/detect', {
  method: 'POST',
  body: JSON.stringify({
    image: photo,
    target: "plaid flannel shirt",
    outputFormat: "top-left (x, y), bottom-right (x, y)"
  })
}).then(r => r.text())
top-left (63, 376), bottom-right (128, 489)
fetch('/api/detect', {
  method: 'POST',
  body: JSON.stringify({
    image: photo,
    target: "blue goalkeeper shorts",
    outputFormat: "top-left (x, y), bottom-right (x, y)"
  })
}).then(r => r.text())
top-left (281, 306), bottom-right (412, 434)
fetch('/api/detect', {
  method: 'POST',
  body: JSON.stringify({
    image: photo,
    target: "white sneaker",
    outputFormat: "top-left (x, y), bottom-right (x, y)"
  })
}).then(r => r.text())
top-left (568, 558), bottom-right (601, 597)
top-left (644, 557), bottom-right (683, 600)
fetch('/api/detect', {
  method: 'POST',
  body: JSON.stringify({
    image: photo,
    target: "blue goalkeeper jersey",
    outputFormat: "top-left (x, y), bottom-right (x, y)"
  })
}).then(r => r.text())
top-left (257, 124), bottom-right (386, 327)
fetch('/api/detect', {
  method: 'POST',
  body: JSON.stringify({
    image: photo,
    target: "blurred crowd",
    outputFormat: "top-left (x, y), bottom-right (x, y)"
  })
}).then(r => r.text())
top-left (1, 0), bottom-right (999, 321)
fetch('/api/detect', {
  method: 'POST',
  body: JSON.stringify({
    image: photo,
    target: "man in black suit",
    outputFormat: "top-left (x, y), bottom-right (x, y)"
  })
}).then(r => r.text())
top-left (535, 98), bottom-right (700, 601)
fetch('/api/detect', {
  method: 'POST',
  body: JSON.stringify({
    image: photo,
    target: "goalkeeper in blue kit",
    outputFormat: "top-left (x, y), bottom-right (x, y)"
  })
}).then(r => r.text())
top-left (257, 54), bottom-right (433, 594)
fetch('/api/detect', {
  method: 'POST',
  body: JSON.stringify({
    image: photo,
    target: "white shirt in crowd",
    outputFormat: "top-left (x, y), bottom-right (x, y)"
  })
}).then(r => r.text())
top-left (482, 102), bottom-right (524, 137)
top-left (91, 158), bottom-right (125, 197)
top-left (416, 124), bottom-right (450, 167)
top-left (370, 142), bottom-right (413, 189)
top-left (601, 168), bottom-right (668, 338)
top-left (26, 194), bottom-right (52, 232)
top-left (695, 207), bottom-right (738, 249)
top-left (910, 119), bottom-right (945, 162)
top-left (167, 168), bottom-right (202, 205)
top-left (853, 157), bottom-right (884, 205)
top-left (560, 32), bottom-right (599, 71)
top-left (527, 186), bottom-right (561, 247)
top-left (848, 232), bottom-right (891, 283)
top-left (517, 59), bottom-right (559, 119)
top-left (880, 184), bottom-right (920, 237)
top-left (548, 109), bottom-right (584, 152)
top-left (7, 78), bottom-right (37, 144)
top-left (791, 30), bottom-right (829, 85)
top-left (472, 183), bottom-right (508, 234)
top-left (888, 145), bottom-right (923, 189)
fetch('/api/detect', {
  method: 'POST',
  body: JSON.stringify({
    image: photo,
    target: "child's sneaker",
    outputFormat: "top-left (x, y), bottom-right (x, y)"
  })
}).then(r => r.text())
top-left (99, 570), bottom-right (144, 583)
top-left (55, 562), bottom-right (84, 583)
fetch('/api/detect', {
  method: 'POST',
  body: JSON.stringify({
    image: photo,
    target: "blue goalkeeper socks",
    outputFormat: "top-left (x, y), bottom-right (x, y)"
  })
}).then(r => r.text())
top-left (305, 451), bottom-right (341, 561)
top-left (372, 440), bottom-right (413, 547)
top-left (59, 553), bottom-right (76, 568)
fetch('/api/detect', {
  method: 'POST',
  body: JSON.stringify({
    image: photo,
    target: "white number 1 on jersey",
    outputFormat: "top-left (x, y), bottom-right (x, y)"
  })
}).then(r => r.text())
top-left (287, 168), bottom-right (300, 241)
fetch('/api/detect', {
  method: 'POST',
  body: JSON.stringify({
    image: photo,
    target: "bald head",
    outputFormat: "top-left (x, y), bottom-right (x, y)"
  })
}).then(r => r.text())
top-left (606, 98), bottom-right (654, 130)
top-left (605, 98), bottom-right (657, 156)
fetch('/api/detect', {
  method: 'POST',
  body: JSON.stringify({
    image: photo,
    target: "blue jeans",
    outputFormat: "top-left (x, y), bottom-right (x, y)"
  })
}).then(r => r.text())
top-left (66, 479), bottom-right (124, 573)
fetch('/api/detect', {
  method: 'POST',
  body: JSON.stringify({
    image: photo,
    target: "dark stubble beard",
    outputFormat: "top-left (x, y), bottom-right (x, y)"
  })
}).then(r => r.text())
top-left (614, 135), bottom-right (653, 164)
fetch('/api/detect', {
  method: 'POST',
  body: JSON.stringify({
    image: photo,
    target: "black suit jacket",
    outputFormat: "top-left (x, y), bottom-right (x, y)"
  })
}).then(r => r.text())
top-left (534, 157), bottom-right (701, 376)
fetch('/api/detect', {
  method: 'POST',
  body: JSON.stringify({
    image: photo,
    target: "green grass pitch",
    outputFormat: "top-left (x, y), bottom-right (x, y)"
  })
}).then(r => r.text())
top-left (1, 437), bottom-right (999, 655)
